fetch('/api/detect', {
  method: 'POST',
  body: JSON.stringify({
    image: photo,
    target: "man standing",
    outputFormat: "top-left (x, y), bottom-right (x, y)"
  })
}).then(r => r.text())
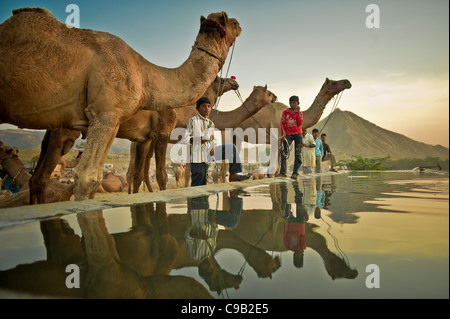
top-left (321, 133), bottom-right (337, 172)
top-left (184, 97), bottom-right (216, 186)
top-left (312, 129), bottom-right (323, 173)
top-left (278, 95), bottom-right (303, 179)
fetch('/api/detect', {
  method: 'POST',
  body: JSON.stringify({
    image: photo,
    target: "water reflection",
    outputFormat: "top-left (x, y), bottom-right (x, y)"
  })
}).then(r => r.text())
top-left (0, 172), bottom-right (447, 298)
top-left (239, 180), bottom-right (358, 280)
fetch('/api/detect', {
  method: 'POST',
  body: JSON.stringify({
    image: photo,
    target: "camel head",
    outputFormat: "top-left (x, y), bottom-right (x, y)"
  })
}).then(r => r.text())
top-left (325, 256), bottom-right (359, 280)
top-left (251, 85), bottom-right (278, 106)
top-left (200, 12), bottom-right (241, 44)
top-left (211, 76), bottom-right (239, 97)
top-left (197, 12), bottom-right (241, 66)
top-left (199, 256), bottom-right (243, 295)
top-left (319, 78), bottom-right (352, 97)
top-left (0, 141), bottom-right (19, 163)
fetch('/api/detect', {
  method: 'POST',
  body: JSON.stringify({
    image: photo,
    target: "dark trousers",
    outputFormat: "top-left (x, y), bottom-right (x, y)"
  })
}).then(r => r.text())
top-left (191, 163), bottom-right (208, 186)
top-left (213, 144), bottom-right (242, 174)
top-left (280, 134), bottom-right (303, 175)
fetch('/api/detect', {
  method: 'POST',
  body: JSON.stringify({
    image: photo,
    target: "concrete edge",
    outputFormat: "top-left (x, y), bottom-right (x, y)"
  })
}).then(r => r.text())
top-left (0, 171), bottom-right (346, 226)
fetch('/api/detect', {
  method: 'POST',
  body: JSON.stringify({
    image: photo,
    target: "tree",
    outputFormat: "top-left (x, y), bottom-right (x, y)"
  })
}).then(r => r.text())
top-left (337, 155), bottom-right (390, 170)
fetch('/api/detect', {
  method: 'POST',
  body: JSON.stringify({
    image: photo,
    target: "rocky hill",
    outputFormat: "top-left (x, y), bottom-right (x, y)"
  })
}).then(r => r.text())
top-left (312, 109), bottom-right (449, 160)
top-left (0, 129), bottom-right (131, 154)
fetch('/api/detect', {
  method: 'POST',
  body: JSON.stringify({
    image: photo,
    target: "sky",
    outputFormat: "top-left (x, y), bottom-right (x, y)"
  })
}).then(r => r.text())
top-left (0, 0), bottom-right (448, 148)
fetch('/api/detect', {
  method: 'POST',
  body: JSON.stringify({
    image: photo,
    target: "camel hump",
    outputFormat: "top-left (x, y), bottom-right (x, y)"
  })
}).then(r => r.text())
top-left (12, 7), bottom-right (54, 17)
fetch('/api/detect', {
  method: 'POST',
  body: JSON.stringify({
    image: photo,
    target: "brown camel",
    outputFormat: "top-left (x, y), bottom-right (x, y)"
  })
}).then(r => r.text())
top-left (0, 141), bottom-right (74, 208)
top-left (236, 78), bottom-right (352, 174)
top-left (238, 78), bottom-right (352, 141)
top-left (29, 76), bottom-right (221, 202)
top-left (174, 164), bottom-right (186, 187)
top-left (98, 172), bottom-right (128, 193)
top-left (0, 8), bottom-right (241, 200)
top-left (128, 85), bottom-right (277, 192)
top-left (125, 76), bottom-right (239, 193)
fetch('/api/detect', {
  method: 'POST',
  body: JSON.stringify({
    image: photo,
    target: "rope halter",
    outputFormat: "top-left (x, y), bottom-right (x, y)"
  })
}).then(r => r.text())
top-left (201, 19), bottom-right (227, 38)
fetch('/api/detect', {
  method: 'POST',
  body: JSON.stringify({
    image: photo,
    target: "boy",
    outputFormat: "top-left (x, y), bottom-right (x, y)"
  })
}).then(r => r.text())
top-left (185, 97), bottom-right (250, 186)
top-left (278, 95), bottom-right (303, 179)
top-left (185, 97), bottom-right (216, 186)
top-left (312, 128), bottom-right (323, 173)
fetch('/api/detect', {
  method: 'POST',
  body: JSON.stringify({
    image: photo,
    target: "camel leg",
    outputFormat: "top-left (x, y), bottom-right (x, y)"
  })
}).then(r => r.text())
top-left (74, 113), bottom-right (119, 200)
top-left (30, 128), bottom-right (80, 204)
top-left (126, 142), bottom-right (137, 194)
top-left (143, 141), bottom-right (154, 192)
top-left (132, 140), bottom-right (152, 193)
top-left (184, 162), bottom-right (191, 187)
top-left (155, 137), bottom-right (169, 190)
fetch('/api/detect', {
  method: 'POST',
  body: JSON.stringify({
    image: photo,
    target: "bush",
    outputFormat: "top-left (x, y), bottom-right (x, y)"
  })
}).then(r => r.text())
top-left (337, 155), bottom-right (390, 170)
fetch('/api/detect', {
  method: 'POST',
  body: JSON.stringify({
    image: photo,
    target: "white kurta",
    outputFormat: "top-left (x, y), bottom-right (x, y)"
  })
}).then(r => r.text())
top-left (184, 114), bottom-right (216, 163)
top-left (301, 133), bottom-right (316, 167)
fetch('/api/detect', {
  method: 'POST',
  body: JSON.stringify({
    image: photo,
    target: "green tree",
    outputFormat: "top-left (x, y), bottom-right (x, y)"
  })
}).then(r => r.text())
top-left (337, 155), bottom-right (390, 170)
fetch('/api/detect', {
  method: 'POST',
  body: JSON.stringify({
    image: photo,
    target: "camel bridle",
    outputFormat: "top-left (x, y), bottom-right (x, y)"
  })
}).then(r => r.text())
top-left (201, 19), bottom-right (227, 38)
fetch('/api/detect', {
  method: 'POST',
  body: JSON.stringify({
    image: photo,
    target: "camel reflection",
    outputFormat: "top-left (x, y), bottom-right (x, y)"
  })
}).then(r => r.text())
top-left (171, 191), bottom-right (281, 295)
top-left (236, 179), bottom-right (358, 280)
top-left (0, 178), bottom-right (356, 298)
top-left (0, 205), bottom-right (212, 298)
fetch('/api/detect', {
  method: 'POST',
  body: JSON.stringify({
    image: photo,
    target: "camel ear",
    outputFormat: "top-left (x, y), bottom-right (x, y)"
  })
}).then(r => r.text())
top-left (200, 15), bottom-right (206, 24)
top-left (325, 77), bottom-right (330, 83)
top-left (253, 85), bottom-right (256, 90)
top-left (219, 11), bottom-right (228, 26)
top-left (264, 84), bottom-right (267, 91)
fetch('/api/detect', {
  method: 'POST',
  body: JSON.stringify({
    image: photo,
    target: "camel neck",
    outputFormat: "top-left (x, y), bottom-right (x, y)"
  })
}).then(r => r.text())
top-left (1, 159), bottom-right (31, 186)
top-left (137, 34), bottom-right (229, 112)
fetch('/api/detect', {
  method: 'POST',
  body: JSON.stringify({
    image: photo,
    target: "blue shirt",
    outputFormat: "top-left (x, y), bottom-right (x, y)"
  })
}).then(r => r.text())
top-left (315, 138), bottom-right (323, 157)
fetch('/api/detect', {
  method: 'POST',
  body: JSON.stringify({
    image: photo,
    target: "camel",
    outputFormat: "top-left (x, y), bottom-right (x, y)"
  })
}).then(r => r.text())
top-left (236, 78), bottom-right (352, 174)
top-left (28, 77), bottom-right (233, 202)
top-left (49, 154), bottom-right (81, 179)
top-left (27, 76), bottom-right (237, 201)
top-left (174, 163), bottom-right (186, 187)
top-left (238, 78), bottom-right (352, 141)
top-left (98, 172), bottom-right (128, 193)
top-left (128, 85), bottom-right (277, 192)
top-left (0, 8), bottom-right (241, 200)
top-left (0, 140), bottom-right (74, 208)
top-left (125, 76), bottom-right (239, 193)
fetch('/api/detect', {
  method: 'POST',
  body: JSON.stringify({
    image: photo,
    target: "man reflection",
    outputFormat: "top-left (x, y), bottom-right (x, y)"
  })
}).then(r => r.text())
top-left (280, 182), bottom-right (307, 268)
top-left (185, 193), bottom-right (243, 295)
top-left (281, 181), bottom-right (325, 268)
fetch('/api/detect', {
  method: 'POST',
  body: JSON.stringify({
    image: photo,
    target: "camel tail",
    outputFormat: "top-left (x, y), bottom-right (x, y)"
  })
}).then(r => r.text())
top-left (12, 7), bottom-right (54, 17)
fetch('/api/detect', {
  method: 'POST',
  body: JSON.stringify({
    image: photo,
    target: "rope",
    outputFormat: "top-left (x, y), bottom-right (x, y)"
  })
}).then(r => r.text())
top-left (318, 90), bottom-right (344, 135)
top-left (210, 40), bottom-right (236, 122)
top-left (234, 88), bottom-right (279, 142)
top-left (280, 139), bottom-right (293, 160)
top-left (320, 216), bottom-right (351, 266)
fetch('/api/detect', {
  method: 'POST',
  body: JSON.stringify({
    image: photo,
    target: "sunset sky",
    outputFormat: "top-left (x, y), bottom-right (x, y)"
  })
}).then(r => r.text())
top-left (1, 0), bottom-right (448, 147)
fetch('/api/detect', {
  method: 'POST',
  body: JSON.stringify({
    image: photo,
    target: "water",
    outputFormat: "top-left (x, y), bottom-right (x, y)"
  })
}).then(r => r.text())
top-left (0, 171), bottom-right (448, 299)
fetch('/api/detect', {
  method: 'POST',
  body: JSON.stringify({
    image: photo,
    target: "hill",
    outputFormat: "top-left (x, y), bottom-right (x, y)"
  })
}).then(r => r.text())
top-left (312, 109), bottom-right (449, 160)
top-left (0, 129), bottom-right (131, 154)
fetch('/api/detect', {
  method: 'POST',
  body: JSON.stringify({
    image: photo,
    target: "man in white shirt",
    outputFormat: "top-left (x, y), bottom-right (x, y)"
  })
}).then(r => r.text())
top-left (185, 97), bottom-right (216, 186)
